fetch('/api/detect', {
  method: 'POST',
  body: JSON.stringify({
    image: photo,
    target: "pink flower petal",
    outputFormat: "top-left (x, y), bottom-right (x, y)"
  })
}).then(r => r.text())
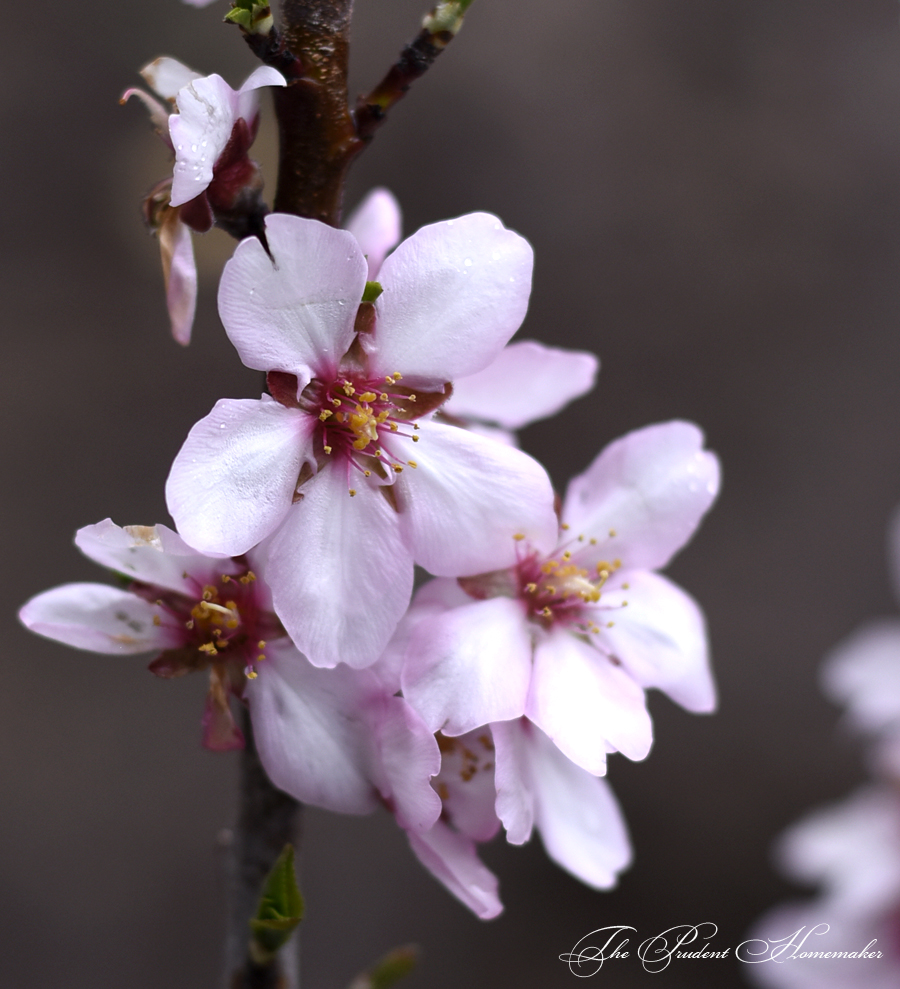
top-left (527, 726), bottom-right (632, 889)
top-left (595, 570), bottom-right (716, 713)
top-left (394, 420), bottom-right (558, 575)
top-left (166, 397), bottom-right (313, 556)
top-left (821, 620), bottom-right (900, 735)
top-left (444, 340), bottom-right (599, 429)
top-left (159, 209), bottom-right (197, 345)
top-left (344, 188), bottom-right (402, 278)
top-left (201, 691), bottom-right (244, 751)
top-left (19, 584), bottom-right (175, 654)
top-left (401, 596), bottom-right (532, 734)
top-left (218, 215), bottom-right (366, 388)
top-left (235, 66), bottom-right (287, 123)
top-left (525, 628), bottom-right (652, 773)
top-left (260, 465), bottom-right (414, 669)
top-left (433, 729), bottom-right (502, 842)
top-left (364, 213), bottom-right (533, 385)
top-left (170, 74), bottom-right (239, 206)
top-left (139, 57), bottom-right (202, 101)
top-left (563, 420), bottom-right (720, 572)
top-left (74, 519), bottom-right (238, 596)
top-left (247, 640), bottom-right (381, 814)
top-left (406, 820), bottom-right (503, 919)
top-left (370, 695), bottom-right (441, 831)
top-left (491, 720), bottom-right (535, 845)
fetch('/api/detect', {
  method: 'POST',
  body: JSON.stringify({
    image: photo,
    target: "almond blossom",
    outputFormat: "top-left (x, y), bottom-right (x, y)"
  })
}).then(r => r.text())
top-left (18, 520), bottom-right (439, 820)
top-left (123, 58), bottom-right (285, 344)
top-left (401, 718), bottom-right (631, 919)
top-left (165, 211), bottom-right (559, 669)
top-left (396, 421), bottom-right (720, 776)
top-left (345, 189), bottom-right (600, 445)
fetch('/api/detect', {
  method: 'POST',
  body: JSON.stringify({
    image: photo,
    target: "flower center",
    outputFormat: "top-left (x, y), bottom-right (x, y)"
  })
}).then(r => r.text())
top-left (433, 732), bottom-right (495, 802)
top-left (517, 542), bottom-right (623, 633)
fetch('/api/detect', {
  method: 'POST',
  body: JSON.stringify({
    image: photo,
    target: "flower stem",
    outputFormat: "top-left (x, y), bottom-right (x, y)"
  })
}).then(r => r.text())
top-left (224, 706), bottom-right (302, 989)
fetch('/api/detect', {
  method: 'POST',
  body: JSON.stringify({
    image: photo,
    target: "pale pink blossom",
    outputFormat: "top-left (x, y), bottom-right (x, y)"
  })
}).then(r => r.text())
top-left (398, 718), bottom-right (630, 918)
top-left (122, 58), bottom-right (284, 344)
top-left (397, 421), bottom-right (720, 776)
top-left (166, 212), bottom-right (559, 669)
top-left (344, 190), bottom-right (600, 443)
top-left (18, 521), bottom-right (439, 819)
top-left (746, 787), bottom-right (900, 988)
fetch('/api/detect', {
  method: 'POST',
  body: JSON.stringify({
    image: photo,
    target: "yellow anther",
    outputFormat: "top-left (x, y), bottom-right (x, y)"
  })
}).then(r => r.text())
top-left (545, 585), bottom-right (556, 595)
top-left (525, 582), bottom-right (537, 593)
top-left (324, 445), bottom-right (333, 454)
top-left (413, 423), bottom-right (420, 430)
top-left (257, 655), bottom-right (266, 663)
top-left (622, 583), bottom-right (630, 590)
top-left (561, 523), bottom-right (570, 530)
top-left (202, 585), bottom-right (216, 601)
top-left (541, 560), bottom-right (560, 573)
top-left (408, 394), bottom-right (417, 401)
top-left (622, 600), bottom-right (628, 607)
top-left (359, 391), bottom-right (377, 403)
top-left (607, 621), bottom-right (615, 628)
top-left (379, 392), bottom-right (389, 401)
top-left (589, 538), bottom-right (597, 545)
top-left (412, 435), bottom-right (419, 442)
top-left (319, 410), bottom-right (333, 421)
top-left (385, 376), bottom-right (394, 384)
top-left (513, 533), bottom-right (525, 541)
top-left (199, 642), bottom-right (218, 656)
top-left (541, 607), bottom-right (552, 617)
top-left (152, 614), bottom-right (161, 626)
top-left (221, 575), bottom-right (231, 583)
top-left (389, 422), bottom-right (398, 431)
top-left (258, 641), bottom-right (267, 649)
top-left (185, 620), bottom-right (194, 630)
top-left (331, 398), bottom-right (342, 407)
top-left (239, 572), bottom-right (256, 584)
top-left (408, 460), bottom-right (418, 468)
top-left (609, 528), bottom-right (617, 537)
top-left (343, 382), bottom-right (355, 396)
top-left (352, 438), bottom-right (368, 451)
top-left (562, 550), bottom-right (572, 560)
top-left (349, 488), bottom-right (357, 496)
top-left (226, 619), bottom-right (239, 629)
top-left (364, 469), bottom-right (371, 476)
top-left (392, 372), bottom-right (402, 380)
top-left (392, 464), bottom-right (404, 473)
top-left (246, 670), bottom-right (258, 680)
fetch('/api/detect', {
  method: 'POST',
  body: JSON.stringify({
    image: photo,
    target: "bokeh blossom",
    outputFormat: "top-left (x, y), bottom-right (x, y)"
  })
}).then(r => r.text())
top-left (166, 211), bottom-right (559, 669)
top-left (123, 58), bottom-right (285, 343)
top-left (396, 420), bottom-right (720, 776)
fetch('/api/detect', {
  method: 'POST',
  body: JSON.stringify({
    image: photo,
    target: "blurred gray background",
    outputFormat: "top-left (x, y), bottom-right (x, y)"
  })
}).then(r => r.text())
top-left (5, 0), bottom-right (900, 985)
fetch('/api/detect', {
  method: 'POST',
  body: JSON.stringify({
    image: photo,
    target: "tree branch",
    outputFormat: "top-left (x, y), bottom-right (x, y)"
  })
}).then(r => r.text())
top-left (224, 706), bottom-right (302, 989)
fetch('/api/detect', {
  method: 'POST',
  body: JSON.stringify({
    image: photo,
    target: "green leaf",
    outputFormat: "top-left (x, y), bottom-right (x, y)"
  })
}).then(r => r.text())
top-left (423, 0), bottom-right (474, 36)
top-left (225, 0), bottom-right (273, 34)
top-left (248, 845), bottom-right (304, 964)
top-left (348, 945), bottom-right (419, 989)
top-left (362, 280), bottom-right (384, 303)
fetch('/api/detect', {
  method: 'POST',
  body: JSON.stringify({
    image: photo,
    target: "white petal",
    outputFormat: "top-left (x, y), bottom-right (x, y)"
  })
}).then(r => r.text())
top-left (370, 696), bottom-right (441, 831)
top-left (821, 620), bottom-right (900, 734)
top-left (491, 720), bottom-right (535, 845)
top-left (435, 729), bottom-right (502, 842)
top-left (401, 597), bottom-right (532, 734)
top-left (525, 629), bottom-right (652, 772)
top-left (394, 420), bottom-right (558, 575)
top-left (364, 213), bottom-right (533, 385)
top-left (563, 421), bottom-right (720, 571)
top-left (344, 188), bottom-right (402, 278)
top-left (140, 57), bottom-right (202, 100)
top-left (406, 821), bottom-right (503, 919)
top-left (166, 397), bottom-right (313, 556)
top-left (526, 725), bottom-right (632, 888)
top-left (235, 65), bottom-right (287, 122)
top-left (218, 215), bottom-right (366, 389)
top-left (595, 571), bottom-right (716, 713)
top-left (159, 208), bottom-right (197, 345)
top-left (444, 340), bottom-right (599, 429)
top-left (261, 465), bottom-right (414, 669)
top-left (19, 584), bottom-right (174, 654)
top-left (248, 641), bottom-right (379, 814)
top-left (74, 519), bottom-right (237, 595)
top-left (170, 74), bottom-right (238, 206)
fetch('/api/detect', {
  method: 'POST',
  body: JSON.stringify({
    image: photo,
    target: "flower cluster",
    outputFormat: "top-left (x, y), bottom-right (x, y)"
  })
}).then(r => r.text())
top-left (22, 60), bottom-right (721, 918)
top-left (747, 509), bottom-right (900, 987)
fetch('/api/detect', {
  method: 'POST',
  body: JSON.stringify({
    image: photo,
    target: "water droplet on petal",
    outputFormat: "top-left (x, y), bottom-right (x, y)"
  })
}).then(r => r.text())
top-left (191, 144), bottom-right (198, 152)
top-left (447, 219), bottom-right (454, 226)
top-left (219, 423), bottom-right (226, 429)
top-left (464, 258), bottom-right (473, 266)
top-left (492, 251), bottom-right (501, 261)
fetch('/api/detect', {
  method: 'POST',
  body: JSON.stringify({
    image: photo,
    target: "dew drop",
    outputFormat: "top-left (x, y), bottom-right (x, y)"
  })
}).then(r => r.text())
top-left (447, 219), bottom-right (454, 226)
top-left (219, 423), bottom-right (226, 429)
top-left (464, 258), bottom-right (473, 266)
top-left (492, 251), bottom-right (501, 261)
top-left (191, 144), bottom-right (198, 152)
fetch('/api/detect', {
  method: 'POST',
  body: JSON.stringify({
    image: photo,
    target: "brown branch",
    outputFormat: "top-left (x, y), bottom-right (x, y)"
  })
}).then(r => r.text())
top-left (354, 26), bottom-right (455, 143)
top-left (272, 0), bottom-right (360, 224)
top-left (224, 706), bottom-right (302, 989)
